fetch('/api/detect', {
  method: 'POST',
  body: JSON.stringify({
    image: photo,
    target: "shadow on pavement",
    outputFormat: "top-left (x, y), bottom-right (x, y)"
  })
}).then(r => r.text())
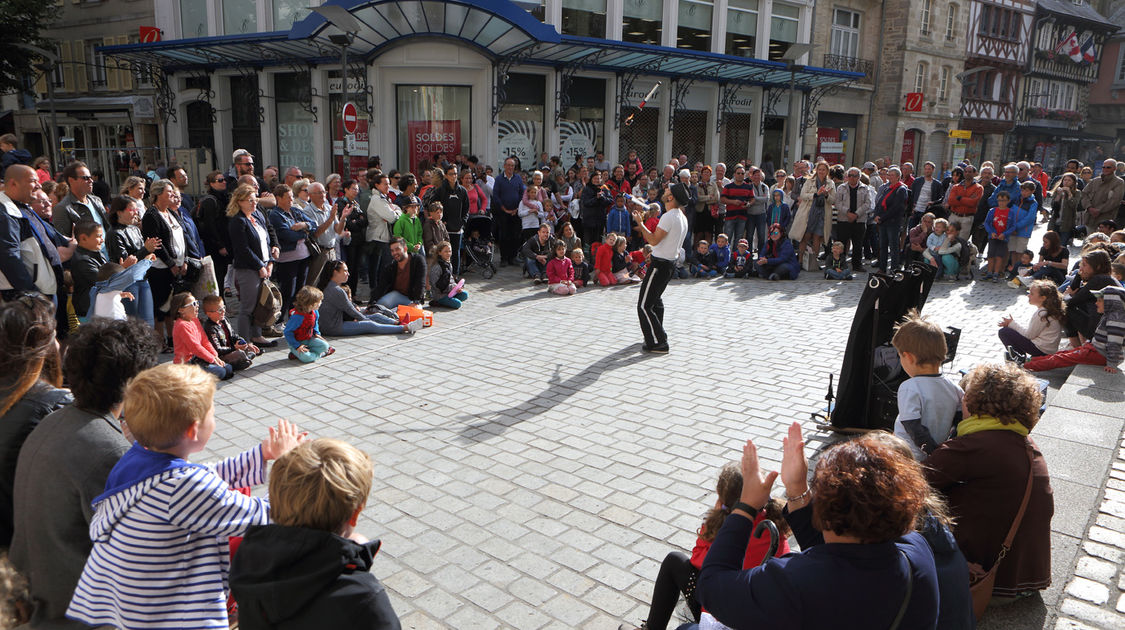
top-left (454, 344), bottom-right (661, 444)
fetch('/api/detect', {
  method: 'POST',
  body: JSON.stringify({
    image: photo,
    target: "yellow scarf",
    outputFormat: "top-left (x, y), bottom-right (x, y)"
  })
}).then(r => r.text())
top-left (955, 414), bottom-right (1029, 438)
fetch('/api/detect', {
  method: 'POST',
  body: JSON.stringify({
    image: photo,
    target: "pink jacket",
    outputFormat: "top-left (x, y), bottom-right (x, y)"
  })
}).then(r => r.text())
top-left (546, 257), bottom-right (574, 284)
top-left (173, 318), bottom-right (218, 365)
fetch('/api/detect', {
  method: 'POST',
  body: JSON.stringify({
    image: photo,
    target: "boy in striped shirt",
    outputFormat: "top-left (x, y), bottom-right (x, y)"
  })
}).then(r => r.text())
top-left (67, 364), bottom-right (306, 629)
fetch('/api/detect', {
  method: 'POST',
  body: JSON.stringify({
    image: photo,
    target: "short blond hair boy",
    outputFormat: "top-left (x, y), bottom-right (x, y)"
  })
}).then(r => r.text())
top-left (892, 309), bottom-right (947, 367)
top-left (270, 439), bottom-right (373, 533)
top-left (123, 363), bottom-right (215, 450)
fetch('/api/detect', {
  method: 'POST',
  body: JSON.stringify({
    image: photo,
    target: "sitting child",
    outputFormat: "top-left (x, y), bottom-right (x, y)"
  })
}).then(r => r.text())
top-left (284, 286), bottom-right (335, 363)
top-left (612, 236), bottom-right (642, 284)
top-left (709, 234), bottom-right (732, 276)
top-left (921, 218), bottom-right (947, 270)
top-left (594, 233), bottom-right (618, 286)
top-left (570, 248), bottom-right (591, 287)
top-left (428, 241), bottom-right (468, 309)
top-left (727, 239), bottom-right (753, 278)
top-left (673, 246), bottom-right (690, 279)
top-left (891, 310), bottom-right (963, 458)
top-left (1007, 249), bottom-right (1035, 288)
top-left (200, 294), bottom-right (260, 371)
top-left (998, 279), bottom-right (1065, 359)
top-left (937, 222), bottom-right (964, 279)
top-left (546, 240), bottom-right (577, 295)
top-left (230, 439), bottom-right (400, 629)
top-left (66, 365), bottom-right (305, 629)
top-left (628, 245), bottom-right (650, 278)
top-left (689, 240), bottom-right (718, 278)
top-left (619, 463), bottom-right (790, 630)
top-left (169, 292), bottom-right (233, 381)
top-left (824, 240), bottom-right (854, 280)
top-left (1025, 285), bottom-right (1124, 373)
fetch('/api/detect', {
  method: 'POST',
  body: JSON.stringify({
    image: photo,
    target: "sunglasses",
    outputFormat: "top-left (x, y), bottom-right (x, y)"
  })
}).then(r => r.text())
top-left (77, 175), bottom-right (93, 181)
top-left (182, 301), bottom-right (198, 308)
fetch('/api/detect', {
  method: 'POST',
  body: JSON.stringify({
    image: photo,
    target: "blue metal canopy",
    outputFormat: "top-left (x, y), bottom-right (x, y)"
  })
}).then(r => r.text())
top-left (98, 0), bottom-right (861, 89)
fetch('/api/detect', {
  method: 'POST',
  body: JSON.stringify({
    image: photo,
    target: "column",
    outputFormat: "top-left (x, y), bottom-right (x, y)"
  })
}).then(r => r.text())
top-left (311, 67), bottom-right (329, 181)
top-left (545, 68), bottom-right (559, 161)
top-left (757, 0), bottom-right (773, 60)
top-left (786, 86), bottom-right (802, 165)
top-left (213, 72), bottom-right (233, 172)
top-left (606, 73), bottom-right (621, 163)
top-left (259, 70), bottom-right (278, 169)
top-left (749, 86), bottom-right (764, 162)
top-left (713, 0), bottom-right (730, 54)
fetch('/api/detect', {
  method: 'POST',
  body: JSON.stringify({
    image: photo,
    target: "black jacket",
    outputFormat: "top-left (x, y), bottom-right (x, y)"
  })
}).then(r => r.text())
top-left (433, 180), bottom-right (469, 232)
top-left (230, 525), bottom-right (400, 630)
top-left (70, 247), bottom-right (107, 315)
top-left (580, 183), bottom-right (612, 229)
top-left (109, 222), bottom-right (147, 263)
top-left (229, 210), bottom-right (279, 271)
top-left (0, 384), bottom-right (72, 547)
top-left (141, 207), bottom-right (186, 268)
top-left (908, 178), bottom-right (945, 215)
top-left (196, 191), bottom-right (231, 259)
top-left (378, 253), bottom-right (426, 302)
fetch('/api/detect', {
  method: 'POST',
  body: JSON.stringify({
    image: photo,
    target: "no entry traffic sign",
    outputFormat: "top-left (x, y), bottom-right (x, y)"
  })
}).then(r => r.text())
top-left (342, 102), bottom-right (358, 135)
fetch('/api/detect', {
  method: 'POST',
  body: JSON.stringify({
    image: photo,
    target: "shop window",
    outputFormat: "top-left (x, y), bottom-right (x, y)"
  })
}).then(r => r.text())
top-left (725, 0), bottom-right (758, 58)
top-left (560, 77), bottom-right (605, 167)
top-left (186, 100), bottom-right (215, 156)
top-left (672, 109), bottom-right (708, 165)
top-left (275, 73), bottom-right (316, 176)
top-left (229, 75), bottom-right (262, 165)
top-left (396, 85), bottom-right (471, 175)
top-left (722, 113), bottom-right (754, 167)
top-left (498, 73), bottom-right (546, 169)
top-left (181, 0), bottom-right (208, 38)
top-left (561, 0), bottom-right (606, 39)
top-left (513, 0), bottom-right (545, 21)
top-left (273, 0), bottom-right (309, 30)
top-left (768, 3), bottom-right (800, 61)
top-left (830, 9), bottom-right (860, 59)
top-left (678, 1), bottom-right (713, 52)
top-left (224, 0), bottom-right (258, 35)
top-left (623, 0), bottom-right (662, 46)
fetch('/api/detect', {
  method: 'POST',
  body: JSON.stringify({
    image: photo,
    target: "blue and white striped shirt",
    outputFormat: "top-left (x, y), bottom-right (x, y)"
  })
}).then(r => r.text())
top-left (67, 445), bottom-right (269, 629)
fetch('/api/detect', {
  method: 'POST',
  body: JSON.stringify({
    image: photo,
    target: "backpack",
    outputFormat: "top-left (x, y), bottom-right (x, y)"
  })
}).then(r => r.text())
top-left (251, 279), bottom-right (282, 328)
top-left (421, 184), bottom-right (438, 211)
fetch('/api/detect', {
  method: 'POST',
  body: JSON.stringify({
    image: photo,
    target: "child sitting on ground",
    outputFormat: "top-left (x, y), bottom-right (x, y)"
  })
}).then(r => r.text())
top-left (612, 236), bottom-right (641, 284)
top-left (937, 222), bottom-right (964, 279)
top-left (1007, 249), bottom-right (1035, 288)
top-left (984, 191), bottom-right (1015, 281)
top-left (709, 234), bottom-right (732, 276)
top-left (619, 463), bottom-right (790, 630)
top-left (66, 364), bottom-right (305, 629)
top-left (628, 244), bottom-right (650, 278)
top-left (998, 279), bottom-right (1065, 360)
top-left (891, 310), bottom-right (964, 459)
top-left (428, 241), bottom-right (468, 309)
top-left (169, 292), bottom-right (233, 381)
top-left (284, 286), bottom-right (335, 363)
top-left (229, 439), bottom-right (400, 629)
top-left (392, 197), bottom-right (424, 255)
top-left (201, 294), bottom-right (260, 371)
top-left (673, 246), bottom-right (690, 279)
top-left (422, 202), bottom-right (449, 255)
top-left (727, 239), bottom-right (753, 278)
top-left (689, 239), bottom-right (717, 278)
top-left (824, 240), bottom-right (854, 280)
top-left (1025, 285), bottom-right (1124, 373)
top-left (922, 218), bottom-right (947, 270)
top-left (594, 232), bottom-right (617, 286)
top-left (571, 248), bottom-right (591, 287)
top-left (546, 240), bottom-right (577, 295)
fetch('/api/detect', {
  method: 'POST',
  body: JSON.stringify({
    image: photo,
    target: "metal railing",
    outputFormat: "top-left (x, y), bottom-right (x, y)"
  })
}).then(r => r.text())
top-left (822, 54), bottom-right (875, 84)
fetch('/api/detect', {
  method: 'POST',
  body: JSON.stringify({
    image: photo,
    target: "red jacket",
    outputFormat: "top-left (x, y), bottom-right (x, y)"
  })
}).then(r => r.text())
top-left (546, 256), bottom-right (574, 284)
top-left (593, 242), bottom-right (614, 274)
top-left (947, 182), bottom-right (983, 217)
top-left (689, 510), bottom-right (792, 570)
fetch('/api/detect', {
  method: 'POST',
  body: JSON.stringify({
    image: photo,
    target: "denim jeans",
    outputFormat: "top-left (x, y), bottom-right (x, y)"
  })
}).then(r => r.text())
top-left (825, 268), bottom-right (854, 280)
top-left (291, 336), bottom-right (331, 363)
top-left (375, 290), bottom-right (413, 309)
top-left (723, 218), bottom-right (747, 246)
top-left (119, 279), bottom-right (154, 326)
top-left (526, 258), bottom-right (545, 278)
top-left (199, 361), bottom-right (235, 380)
top-left (432, 291), bottom-right (468, 309)
top-left (877, 221), bottom-right (902, 271)
top-left (334, 314), bottom-right (403, 335)
top-left (746, 214), bottom-right (768, 254)
top-left (941, 254), bottom-right (960, 277)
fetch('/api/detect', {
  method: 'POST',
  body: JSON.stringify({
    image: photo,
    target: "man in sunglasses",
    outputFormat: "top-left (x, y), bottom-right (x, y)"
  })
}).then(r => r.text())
top-left (52, 161), bottom-right (110, 259)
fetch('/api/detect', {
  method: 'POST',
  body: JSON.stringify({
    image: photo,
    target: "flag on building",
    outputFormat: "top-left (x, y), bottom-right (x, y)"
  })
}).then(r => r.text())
top-left (1080, 37), bottom-right (1097, 64)
top-left (1056, 31), bottom-right (1082, 61)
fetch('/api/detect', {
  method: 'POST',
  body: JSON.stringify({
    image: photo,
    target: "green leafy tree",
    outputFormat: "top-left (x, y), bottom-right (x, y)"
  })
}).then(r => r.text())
top-left (0, 0), bottom-right (58, 94)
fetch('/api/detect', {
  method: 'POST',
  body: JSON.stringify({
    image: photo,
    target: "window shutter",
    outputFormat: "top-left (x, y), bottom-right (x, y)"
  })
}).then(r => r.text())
top-left (104, 37), bottom-right (120, 91)
top-left (72, 40), bottom-right (88, 93)
top-left (116, 35), bottom-right (132, 91)
top-left (60, 40), bottom-right (74, 92)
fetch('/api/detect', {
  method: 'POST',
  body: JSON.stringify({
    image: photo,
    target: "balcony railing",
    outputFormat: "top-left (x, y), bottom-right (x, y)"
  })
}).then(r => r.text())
top-left (822, 54), bottom-right (875, 84)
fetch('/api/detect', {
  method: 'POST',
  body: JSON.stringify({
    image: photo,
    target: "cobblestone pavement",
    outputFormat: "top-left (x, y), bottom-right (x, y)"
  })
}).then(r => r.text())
top-left (202, 245), bottom-right (1119, 628)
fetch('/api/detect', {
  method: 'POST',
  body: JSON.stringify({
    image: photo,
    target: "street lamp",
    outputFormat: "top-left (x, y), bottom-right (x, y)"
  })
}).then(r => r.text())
top-left (12, 42), bottom-right (61, 173)
top-left (310, 5), bottom-right (361, 179)
top-left (779, 43), bottom-right (813, 168)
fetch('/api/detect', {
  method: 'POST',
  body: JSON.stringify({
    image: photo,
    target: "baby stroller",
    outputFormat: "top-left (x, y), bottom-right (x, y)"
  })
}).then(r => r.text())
top-left (461, 214), bottom-right (497, 279)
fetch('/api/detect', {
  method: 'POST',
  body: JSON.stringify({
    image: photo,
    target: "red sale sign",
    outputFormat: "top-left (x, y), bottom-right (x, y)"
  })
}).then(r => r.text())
top-left (407, 120), bottom-right (461, 175)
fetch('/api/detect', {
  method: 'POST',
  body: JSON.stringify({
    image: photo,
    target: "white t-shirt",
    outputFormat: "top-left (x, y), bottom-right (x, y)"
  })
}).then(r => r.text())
top-left (253, 220), bottom-right (270, 263)
top-left (914, 179), bottom-right (933, 214)
top-left (652, 208), bottom-right (688, 261)
top-left (93, 291), bottom-right (127, 320)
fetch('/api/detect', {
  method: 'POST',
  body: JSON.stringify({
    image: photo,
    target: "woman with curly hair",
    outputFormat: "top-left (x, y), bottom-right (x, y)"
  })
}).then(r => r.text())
top-left (925, 362), bottom-right (1054, 601)
top-left (697, 423), bottom-right (943, 629)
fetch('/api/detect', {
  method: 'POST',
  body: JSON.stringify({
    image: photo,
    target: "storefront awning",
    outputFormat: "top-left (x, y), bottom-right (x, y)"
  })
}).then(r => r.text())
top-left (98, 0), bottom-right (861, 90)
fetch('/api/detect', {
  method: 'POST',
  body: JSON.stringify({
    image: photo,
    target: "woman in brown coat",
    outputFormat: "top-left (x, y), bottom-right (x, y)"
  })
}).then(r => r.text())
top-left (924, 362), bottom-right (1054, 600)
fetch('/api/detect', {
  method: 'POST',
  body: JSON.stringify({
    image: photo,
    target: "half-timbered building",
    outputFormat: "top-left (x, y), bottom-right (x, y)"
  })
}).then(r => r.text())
top-left (959, 0), bottom-right (1035, 163)
top-left (1011, 0), bottom-right (1115, 168)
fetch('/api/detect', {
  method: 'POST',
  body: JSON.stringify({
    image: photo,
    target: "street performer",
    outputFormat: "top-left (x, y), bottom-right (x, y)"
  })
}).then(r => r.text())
top-left (632, 183), bottom-right (689, 354)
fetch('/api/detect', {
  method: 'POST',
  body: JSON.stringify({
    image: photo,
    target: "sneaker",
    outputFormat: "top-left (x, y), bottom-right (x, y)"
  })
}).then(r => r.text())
top-left (324, 347), bottom-right (336, 357)
top-left (406, 318), bottom-right (424, 334)
top-left (288, 352), bottom-right (297, 360)
top-left (533, 277), bottom-right (544, 285)
top-left (768, 273), bottom-right (780, 281)
top-left (1007, 279), bottom-right (1021, 289)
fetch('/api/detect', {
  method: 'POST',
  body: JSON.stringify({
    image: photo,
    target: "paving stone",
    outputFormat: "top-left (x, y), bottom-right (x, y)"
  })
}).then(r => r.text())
top-left (1065, 577), bottom-right (1110, 605)
top-left (1075, 557), bottom-right (1118, 583)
